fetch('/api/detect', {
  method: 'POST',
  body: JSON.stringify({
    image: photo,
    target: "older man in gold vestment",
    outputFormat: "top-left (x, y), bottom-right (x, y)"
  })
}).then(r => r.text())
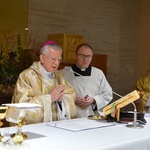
top-left (135, 70), bottom-right (150, 113)
top-left (12, 41), bottom-right (77, 124)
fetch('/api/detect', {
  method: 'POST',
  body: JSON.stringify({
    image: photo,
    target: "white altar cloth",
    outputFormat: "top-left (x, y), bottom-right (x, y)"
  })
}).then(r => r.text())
top-left (0, 117), bottom-right (150, 150)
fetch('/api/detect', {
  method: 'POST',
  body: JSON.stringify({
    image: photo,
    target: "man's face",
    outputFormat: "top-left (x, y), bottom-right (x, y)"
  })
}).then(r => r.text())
top-left (76, 46), bottom-right (93, 69)
top-left (40, 48), bottom-right (62, 72)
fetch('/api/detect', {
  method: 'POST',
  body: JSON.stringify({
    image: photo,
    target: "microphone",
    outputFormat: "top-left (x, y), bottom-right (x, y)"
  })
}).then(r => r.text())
top-left (64, 67), bottom-right (82, 77)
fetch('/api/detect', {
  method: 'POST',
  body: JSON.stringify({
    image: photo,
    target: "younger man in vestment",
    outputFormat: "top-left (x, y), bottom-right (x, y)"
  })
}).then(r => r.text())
top-left (62, 44), bottom-right (113, 118)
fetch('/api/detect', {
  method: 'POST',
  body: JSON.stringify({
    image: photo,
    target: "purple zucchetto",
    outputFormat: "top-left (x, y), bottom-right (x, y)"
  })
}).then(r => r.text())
top-left (42, 41), bottom-right (57, 47)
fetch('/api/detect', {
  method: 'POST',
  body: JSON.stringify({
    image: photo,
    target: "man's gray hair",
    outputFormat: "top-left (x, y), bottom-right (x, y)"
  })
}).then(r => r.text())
top-left (40, 44), bottom-right (63, 55)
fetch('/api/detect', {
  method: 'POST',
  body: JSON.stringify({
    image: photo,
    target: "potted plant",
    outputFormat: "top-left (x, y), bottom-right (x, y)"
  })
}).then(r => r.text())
top-left (0, 28), bottom-right (34, 97)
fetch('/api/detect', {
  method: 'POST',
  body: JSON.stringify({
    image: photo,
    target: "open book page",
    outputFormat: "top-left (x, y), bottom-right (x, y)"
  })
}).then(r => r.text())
top-left (47, 118), bottom-right (115, 132)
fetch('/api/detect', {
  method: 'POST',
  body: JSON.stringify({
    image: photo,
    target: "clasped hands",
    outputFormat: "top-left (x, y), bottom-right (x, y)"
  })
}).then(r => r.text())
top-left (75, 95), bottom-right (95, 108)
top-left (50, 84), bottom-right (65, 102)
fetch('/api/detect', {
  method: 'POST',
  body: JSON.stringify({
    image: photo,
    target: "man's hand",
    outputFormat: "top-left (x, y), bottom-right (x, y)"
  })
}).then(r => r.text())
top-left (50, 84), bottom-right (65, 102)
top-left (75, 95), bottom-right (95, 108)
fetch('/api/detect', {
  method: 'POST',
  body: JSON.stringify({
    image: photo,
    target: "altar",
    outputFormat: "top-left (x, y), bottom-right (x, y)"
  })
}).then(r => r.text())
top-left (0, 116), bottom-right (150, 150)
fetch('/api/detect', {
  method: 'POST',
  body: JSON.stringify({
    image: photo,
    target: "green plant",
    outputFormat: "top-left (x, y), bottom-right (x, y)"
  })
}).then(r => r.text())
top-left (0, 29), bottom-right (33, 95)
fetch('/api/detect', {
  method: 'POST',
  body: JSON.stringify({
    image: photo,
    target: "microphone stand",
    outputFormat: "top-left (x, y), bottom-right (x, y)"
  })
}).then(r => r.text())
top-left (113, 91), bottom-right (144, 129)
top-left (126, 103), bottom-right (144, 129)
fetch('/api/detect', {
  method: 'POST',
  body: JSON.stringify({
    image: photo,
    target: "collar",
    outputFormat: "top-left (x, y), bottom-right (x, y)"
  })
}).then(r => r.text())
top-left (71, 64), bottom-right (91, 76)
top-left (39, 62), bottom-right (54, 79)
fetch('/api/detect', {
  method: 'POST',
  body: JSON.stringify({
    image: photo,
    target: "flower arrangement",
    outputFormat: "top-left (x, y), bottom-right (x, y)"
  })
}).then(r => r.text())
top-left (0, 28), bottom-right (34, 96)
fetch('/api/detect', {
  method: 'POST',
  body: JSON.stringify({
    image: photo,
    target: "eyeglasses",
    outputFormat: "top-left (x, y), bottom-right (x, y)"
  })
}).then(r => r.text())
top-left (76, 53), bottom-right (93, 59)
top-left (42, 54), bottom-right (62, 63)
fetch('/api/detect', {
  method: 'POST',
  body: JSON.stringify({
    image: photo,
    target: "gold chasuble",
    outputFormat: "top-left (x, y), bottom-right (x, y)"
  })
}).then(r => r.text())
top-left (135, 70), bottom-right (150, 112)
top-left (12, 62), bottom-right (77, 125)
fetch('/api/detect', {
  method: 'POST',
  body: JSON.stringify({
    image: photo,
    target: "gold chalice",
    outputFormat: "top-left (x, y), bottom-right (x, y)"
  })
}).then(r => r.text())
top-left (6, 108), bottom-right (27, 144)
top-left (11, 116), bottom-right (27, 144)
top-left (1, 102), bottom-right (42, 145)
top-left (3, 103), bottom-right (42, 144)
